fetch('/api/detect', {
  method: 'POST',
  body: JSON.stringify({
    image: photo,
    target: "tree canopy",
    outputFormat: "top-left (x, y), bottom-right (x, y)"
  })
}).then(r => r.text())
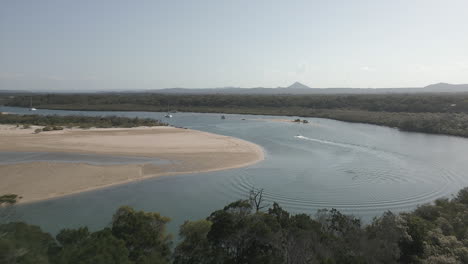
top-left (1, 187), bottom-right (468, 263)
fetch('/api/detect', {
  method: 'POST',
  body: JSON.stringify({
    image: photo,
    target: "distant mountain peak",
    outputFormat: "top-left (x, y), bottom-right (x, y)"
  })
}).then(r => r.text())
top-left (426, 82), bottom-right (450, 87)
top-left (422, 82), bottom-right (468, 92)
top-left (287, 82), bottom-right (311, 89)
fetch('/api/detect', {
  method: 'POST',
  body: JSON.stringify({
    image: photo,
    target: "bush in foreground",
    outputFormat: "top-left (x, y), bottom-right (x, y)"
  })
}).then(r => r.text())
top-left (1, 187), bottom-right (468, 263)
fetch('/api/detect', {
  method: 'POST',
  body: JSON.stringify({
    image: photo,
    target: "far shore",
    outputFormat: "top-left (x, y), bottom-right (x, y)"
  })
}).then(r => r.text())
top-left (0, 125), bottom-right (264, 204)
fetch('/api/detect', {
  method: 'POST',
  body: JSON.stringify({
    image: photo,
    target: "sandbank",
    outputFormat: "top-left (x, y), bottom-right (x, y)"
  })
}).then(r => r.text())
top-left (0, 125), bottom-right (264, 203)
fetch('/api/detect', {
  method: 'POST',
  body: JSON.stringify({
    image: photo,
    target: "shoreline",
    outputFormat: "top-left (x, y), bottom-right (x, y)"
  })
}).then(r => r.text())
top-left (4, 105), bottom-right (465, 138)
top-left (0, 125), bottom-right (264, 204)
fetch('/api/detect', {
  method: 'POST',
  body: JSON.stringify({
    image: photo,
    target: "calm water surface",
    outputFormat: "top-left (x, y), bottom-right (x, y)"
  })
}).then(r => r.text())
top-left (2, 106), bottom-right (468, 235)
top-left (0, 152), bottom-right (168, 166)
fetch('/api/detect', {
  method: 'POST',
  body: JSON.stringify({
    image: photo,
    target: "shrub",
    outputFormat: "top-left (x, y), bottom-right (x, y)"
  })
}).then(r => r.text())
top-left (42, 126), bottom-right (53, 131)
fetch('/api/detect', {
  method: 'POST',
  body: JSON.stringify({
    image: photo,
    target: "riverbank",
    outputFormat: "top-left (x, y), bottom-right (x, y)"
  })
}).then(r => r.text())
top-left (7, 93), bottom-right (468, 138)
top-left (0, 126), bottom-right (264, 203)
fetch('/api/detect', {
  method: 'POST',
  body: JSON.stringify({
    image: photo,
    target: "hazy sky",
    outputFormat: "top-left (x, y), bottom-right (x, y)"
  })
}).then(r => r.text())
top-left (1, 0), bottom-right (468, 91)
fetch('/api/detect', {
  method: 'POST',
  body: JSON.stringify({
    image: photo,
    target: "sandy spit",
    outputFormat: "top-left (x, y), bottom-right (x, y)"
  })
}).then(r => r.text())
top-left (0, 125), bottom-right (264, 204)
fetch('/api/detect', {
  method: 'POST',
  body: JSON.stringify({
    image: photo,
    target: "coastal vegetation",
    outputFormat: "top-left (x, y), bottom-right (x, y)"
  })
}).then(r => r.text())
top-left (5, 93), bottom-right (468, 137)
top-left (0, 112), bottom-right (167, 129)
top-left (1, 187), bottom-right (468, 264)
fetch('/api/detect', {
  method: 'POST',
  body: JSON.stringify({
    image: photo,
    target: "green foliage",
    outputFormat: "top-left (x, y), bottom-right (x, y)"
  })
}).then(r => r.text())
top-left (0, 222), bottom-right (57, 264)
top-left (0, 112), bottom-right (167, 128)
top-left (455, 188), bottom-right (468, 205)
top-left (0, 206), bottom-right (173, 264)
top-left (111, 206), bottom-right (172, 263)
top-left (9, 93), bottom-right (468, 114)
top-left (364, 212), bottom-right (405, 264)
top-left (56, 227), bottom-right (90, 247)
top-left (0, 194), bottom-right (21, 225)
top-left (207, 200), bottom-right (283, 264)
top-left (53, 228), bottom-right (132, 264)
top-left (38, 125), bottom-right (64, 132)
top-left (0, 194), bottom-right (19, 206)
top-left (316, 209), bottom-right (366, 263)
top-left (268, 204), bottom-right (325, 263)
top-left (399, 214), bottom-right (431, 262)
top-left (173, 220), bottom-right (212, 264)
top-left (2, 187), bottom-right (468, 263)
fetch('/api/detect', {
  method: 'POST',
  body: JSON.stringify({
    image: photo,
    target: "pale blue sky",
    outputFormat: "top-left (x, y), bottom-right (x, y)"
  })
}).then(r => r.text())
top-left (1, 0), bottom-right (467, 91)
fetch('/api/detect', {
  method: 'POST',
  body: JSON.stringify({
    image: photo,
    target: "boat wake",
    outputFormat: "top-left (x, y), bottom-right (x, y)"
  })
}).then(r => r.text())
top-left (294, 135), bottom-right (377, 153)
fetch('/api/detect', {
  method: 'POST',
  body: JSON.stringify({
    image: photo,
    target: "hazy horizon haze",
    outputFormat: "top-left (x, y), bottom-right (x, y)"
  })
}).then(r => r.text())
top-left (1, 0), bottom-right (468, 91)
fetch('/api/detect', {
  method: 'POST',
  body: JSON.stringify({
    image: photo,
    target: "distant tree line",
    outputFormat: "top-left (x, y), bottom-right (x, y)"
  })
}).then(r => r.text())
top-left (5, 93), bottom-right (468, 137)
top-left (6, 93), bottom-right (468, 113)
top-left (1, 187), bottom-right (468, 264)
top-left (0, 112), bottom-right (167, 128)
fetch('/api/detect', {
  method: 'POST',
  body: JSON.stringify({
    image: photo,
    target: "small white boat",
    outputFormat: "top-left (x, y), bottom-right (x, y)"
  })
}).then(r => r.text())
top-left (165, 103), bottom-right (173, 118)
top-left (29, 97), bottom-right (37, 111)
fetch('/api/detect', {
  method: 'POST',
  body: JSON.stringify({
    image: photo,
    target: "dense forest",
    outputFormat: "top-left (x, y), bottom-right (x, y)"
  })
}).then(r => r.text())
top-left (1, 188), bottom-right (468, 264)
top-left (0, 112), bottom-right (167, 129)
top-left (5, 93), bottom-right (468, 137)
top-left (7, 93), bottom-right (468, 113)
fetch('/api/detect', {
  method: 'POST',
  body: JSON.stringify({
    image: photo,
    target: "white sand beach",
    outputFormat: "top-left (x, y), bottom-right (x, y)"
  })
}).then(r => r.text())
top-left (0, 126), bottom-right (264, 203)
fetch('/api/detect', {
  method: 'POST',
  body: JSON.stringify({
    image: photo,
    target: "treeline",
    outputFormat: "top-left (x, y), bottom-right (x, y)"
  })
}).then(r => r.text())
top-left (6, 93), bottom-right (468, 113)
top-left (5, 93), bottom-right (468, 137)
top-left (305, 109), bottom-right (468, 137)
top-left (0, 113), bottom-right (167, 128)
top-left (1, 188), bottom-right (468, 264)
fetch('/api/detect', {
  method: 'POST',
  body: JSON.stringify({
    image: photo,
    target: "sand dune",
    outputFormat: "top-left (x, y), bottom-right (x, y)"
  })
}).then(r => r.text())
top-left (0, 126), bottom-right (264, 203)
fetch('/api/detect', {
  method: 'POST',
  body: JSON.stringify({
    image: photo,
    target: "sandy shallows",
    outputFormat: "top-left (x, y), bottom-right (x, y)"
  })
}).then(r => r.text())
top-left (0, 126), bottom-right (264, 203)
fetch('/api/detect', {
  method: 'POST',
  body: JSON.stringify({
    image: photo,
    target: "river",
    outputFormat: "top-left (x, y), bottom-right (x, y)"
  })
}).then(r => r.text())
top-left (2, 106), bottom-right (468, 235)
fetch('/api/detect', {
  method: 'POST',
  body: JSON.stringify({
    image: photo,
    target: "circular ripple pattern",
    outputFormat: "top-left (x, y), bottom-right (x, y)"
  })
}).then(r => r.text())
top-left (222, 134), bottom-right (466, 215)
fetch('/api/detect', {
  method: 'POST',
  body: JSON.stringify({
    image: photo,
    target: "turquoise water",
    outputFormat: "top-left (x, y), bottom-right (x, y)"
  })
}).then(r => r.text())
top-left (2, 106), bottom-right (468, 235)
